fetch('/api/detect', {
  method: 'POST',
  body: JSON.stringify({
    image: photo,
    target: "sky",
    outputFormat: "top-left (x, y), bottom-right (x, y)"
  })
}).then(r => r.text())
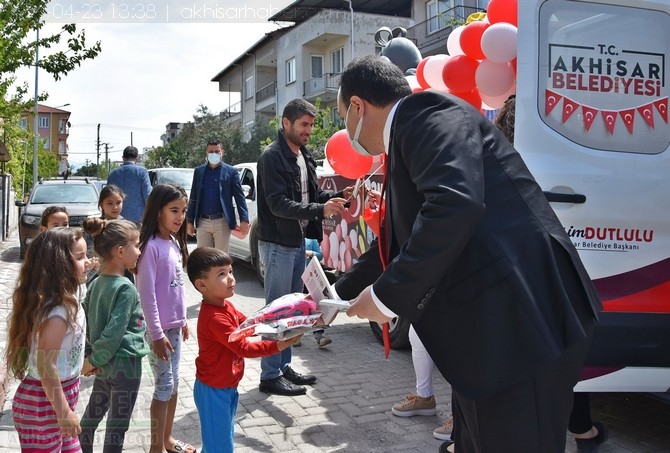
top-left (15, 0), bottom-right (294, 167)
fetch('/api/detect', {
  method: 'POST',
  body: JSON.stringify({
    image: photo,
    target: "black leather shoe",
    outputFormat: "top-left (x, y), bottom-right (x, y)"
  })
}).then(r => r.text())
top-left (576, 421), bottom-right (608, 452)
top-left (439, 441), bottom-right (454, 453)
top-left (282, 366), bottom-right (317, 385)
top-left (259, 376), bottom-right (306, 396)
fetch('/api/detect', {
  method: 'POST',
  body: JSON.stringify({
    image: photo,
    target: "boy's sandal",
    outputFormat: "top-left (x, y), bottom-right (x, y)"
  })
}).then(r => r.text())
top-left (167, 439), bottom-right (197, 453)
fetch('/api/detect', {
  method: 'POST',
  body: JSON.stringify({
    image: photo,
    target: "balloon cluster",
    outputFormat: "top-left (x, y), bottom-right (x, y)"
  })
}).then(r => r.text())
top-left (412, 0), bottom-right (518, 110)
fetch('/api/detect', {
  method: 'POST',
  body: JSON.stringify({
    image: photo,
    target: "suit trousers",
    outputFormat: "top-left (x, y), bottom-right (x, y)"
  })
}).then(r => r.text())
top-left (451, 328), bottom-right (593, 453)
top-left (196, 217), bottom-right (231, 253)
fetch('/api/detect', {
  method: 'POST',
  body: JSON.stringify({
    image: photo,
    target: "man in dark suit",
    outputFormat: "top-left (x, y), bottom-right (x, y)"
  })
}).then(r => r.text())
top-left (186, 140), bottom-right (249, 252)
top-left (334, 56), bottom-right (601, 453)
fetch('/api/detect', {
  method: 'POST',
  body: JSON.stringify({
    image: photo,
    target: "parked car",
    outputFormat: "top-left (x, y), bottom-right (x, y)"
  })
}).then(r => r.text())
top-left (147, 167), bottom-right (194, 200)
top-left (15, 177), bottom-right (101, 258)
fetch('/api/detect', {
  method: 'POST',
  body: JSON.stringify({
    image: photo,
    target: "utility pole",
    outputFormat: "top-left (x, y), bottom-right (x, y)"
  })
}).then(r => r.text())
top-left (96, 123), bottom-right (101, 178)
top-left (103, 143), bottom-right (113, 173)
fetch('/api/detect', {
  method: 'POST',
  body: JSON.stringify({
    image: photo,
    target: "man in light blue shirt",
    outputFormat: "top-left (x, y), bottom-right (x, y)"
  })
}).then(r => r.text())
top-left (106, 146), bottom-right (152, 223)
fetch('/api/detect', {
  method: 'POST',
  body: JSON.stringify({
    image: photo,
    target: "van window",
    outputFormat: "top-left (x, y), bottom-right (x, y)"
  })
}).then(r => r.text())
top-left (538, 1), bottom-right (669, 154)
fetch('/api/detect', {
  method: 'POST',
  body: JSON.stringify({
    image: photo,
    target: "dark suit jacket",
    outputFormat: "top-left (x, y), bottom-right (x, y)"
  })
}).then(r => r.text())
top-left (186, 162), bottom-right (249, 230)
top-left (336, 91), bottom-right (601, 400)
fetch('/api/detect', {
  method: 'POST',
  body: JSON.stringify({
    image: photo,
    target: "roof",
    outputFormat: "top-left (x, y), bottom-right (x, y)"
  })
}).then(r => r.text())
top-left (211, 28), bottom-right (292, 82)
top-left (269, 0), bottom-right (411, 24)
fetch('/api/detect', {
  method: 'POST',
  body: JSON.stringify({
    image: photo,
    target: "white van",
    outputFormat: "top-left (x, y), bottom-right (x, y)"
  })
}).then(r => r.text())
top-left (515, 0), bottom-right (670, 392)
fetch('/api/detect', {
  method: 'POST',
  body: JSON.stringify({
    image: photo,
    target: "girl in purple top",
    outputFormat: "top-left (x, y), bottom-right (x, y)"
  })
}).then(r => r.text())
top-left (136, 184), bottom-right (195, 453)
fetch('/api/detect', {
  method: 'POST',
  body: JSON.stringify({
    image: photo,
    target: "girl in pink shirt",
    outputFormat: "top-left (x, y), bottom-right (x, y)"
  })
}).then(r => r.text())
top-left (136, 184), bottom-right (194, 453)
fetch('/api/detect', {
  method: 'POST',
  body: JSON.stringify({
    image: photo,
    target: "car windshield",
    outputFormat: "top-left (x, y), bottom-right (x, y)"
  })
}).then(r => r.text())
top-left (155, 170), bottom-right (193, 189)
top-left (30, 184), bottom-right (99, 204)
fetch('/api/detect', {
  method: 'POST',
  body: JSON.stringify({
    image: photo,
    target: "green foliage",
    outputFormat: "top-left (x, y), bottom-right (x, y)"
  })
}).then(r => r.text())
top-left (0, 0), bottom-right (101, 195)
top-left (74, 162), bottom-right (100, 177)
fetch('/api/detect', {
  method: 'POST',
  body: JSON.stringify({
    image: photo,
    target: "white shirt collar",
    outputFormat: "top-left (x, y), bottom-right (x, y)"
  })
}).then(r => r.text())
top-left (383, 99), bottom-right (403, 155)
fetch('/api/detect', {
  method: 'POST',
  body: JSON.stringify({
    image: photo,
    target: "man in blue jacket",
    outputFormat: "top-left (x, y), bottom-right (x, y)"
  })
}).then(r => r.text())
top-left (106, 145), bottom-right (152, 223)
top-left (186, 140), bottom-right (249, 252)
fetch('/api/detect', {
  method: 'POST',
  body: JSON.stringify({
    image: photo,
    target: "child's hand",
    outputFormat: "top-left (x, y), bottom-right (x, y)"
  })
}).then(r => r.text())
top-left (152, 337), bottom-right (175, 361)
top-left (81, 358), bottom-right (100, 377)
top-left (88, 257), bottom-right (100, 272)
top-left (277, 334), bottom-right (303, 351)
top-left (182, 324), bottom-right (190, 341)
top-left (58, 409), bottom-right (81, 438)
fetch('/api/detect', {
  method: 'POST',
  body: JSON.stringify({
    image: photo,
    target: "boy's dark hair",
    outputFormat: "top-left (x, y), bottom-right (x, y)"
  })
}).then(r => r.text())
top-left (40, 206), bottom-right (68, 227)
top-left (282, 99), bottom-right (317, 124)
top-left (206, 140), bottom-right (221, 147)
top-left (339, 55), bottom-right (412, 109)
top-left (186, 247), bottom-right (233, 286)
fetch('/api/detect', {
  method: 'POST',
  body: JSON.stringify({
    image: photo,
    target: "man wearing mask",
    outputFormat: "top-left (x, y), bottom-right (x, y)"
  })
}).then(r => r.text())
top-left (187, 140), bottom-right (249, 252)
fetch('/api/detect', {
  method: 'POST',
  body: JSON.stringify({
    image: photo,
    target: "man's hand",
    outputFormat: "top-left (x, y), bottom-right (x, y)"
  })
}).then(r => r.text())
top-left (239, 221), bottom-right (250, 236)
top-left (187, 223), bottom-right (196, 237)
top-left (324, 198), bottom-right (347, 219)
top-left (342, 185), bottom-right (356, 200)
top-left (346, 285), bottom-right (393, 324)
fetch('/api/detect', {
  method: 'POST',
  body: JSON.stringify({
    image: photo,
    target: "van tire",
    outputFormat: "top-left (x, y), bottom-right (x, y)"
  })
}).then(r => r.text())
top-left (369, 317), bottom-right (411, 350)
top-left (250, 223), bottom-right (265, 287)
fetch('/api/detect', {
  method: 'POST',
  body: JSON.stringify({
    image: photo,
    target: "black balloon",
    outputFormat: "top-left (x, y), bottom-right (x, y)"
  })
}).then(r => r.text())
top-left (380, 37), bottom-right (422, 73)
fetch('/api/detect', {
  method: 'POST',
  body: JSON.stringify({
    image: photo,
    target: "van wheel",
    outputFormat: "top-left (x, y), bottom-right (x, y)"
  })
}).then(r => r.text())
top-left (250, 227), bottom-right (264, 287)
top-left (369, 317), bottom-right (411, 350)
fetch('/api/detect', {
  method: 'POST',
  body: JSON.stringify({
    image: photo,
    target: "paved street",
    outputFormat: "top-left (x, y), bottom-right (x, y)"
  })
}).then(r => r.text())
top-left (0, 231), bottom-right (669, 452)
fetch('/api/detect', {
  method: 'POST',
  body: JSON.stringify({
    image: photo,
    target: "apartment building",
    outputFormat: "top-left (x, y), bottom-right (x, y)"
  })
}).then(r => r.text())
top-left (212, 0), bottom-right (488, 127)
top-left (19, 104), bottom-right (71, 159)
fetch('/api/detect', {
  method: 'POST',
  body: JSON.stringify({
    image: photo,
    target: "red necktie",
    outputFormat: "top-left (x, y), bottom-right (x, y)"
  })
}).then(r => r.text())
top-left (377, 160), bottom-right (392, 359)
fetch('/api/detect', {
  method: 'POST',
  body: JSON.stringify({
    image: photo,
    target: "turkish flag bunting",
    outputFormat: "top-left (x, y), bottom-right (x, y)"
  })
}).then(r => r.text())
top-left (653, 97), bottom-right (668, 123)
top-left (619, 108), bottom-right (636, 134)
top-left (601, 111), bottom-right (618, 135)
top-left (562, 97), bottom-right (580, 123)
top-left (637, 103), bottom-right (655, 128)
top-left (545, 90), bottom-right (563, 116)
top-left (582, 106), bottom-right (599, 132)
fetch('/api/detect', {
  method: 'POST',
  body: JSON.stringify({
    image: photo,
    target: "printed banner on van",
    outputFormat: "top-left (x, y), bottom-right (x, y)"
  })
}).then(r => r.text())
top-left (538, 2), bottom-right (669, 153)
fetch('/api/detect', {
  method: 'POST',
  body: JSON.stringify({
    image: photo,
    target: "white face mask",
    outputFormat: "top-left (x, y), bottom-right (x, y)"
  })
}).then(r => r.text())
top-left (345, 104), bottom-right (373, 157)
top-left (207, 152), bottom-right (222, 166)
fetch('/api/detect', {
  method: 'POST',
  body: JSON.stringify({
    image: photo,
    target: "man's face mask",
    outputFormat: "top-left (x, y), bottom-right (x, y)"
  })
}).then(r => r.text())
top-left (207, 152), bottom-right (222, 165)
top-left (345, 103), bottom-right (373, 157)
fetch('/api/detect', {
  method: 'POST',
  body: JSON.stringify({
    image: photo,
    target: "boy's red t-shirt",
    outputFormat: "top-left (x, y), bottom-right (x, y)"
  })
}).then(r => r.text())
top-left (196, 300), bottom-right (279, 389)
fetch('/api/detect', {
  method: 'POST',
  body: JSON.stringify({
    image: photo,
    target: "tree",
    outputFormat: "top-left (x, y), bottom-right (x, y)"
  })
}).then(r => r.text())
top-left (0, 0), bottom-right (102, 195)
top-left (260, 98), bottom-right (342, 161)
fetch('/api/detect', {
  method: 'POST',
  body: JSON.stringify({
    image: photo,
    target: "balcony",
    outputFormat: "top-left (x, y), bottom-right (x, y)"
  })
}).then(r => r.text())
top-left (303, 73), bottom-right (341, 103)
top-left (406, 6), bottom-right (484, 55)
top-left (256, 81), bottom-right (277, 103)
top-left (222, 101), bottom-right (241, 119)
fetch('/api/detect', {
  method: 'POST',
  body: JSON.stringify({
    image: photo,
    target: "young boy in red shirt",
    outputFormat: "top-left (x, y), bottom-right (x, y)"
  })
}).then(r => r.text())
top-left (186, 247), bottom-right (301, 452)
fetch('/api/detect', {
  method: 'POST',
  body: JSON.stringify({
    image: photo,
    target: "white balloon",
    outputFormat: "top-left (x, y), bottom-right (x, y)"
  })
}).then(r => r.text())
top-left (447, 25), bottom-right (466, 56)
top-left (475, 59), bottom-right (515, 97)
top-left (405, 75), bottom-right (421, 91)
top-left (480, 23), bottom-right (518, 63)
top-left (423, 54), bottom-right (450, 91)
top-left (481, 83), bottom-right (516, 110)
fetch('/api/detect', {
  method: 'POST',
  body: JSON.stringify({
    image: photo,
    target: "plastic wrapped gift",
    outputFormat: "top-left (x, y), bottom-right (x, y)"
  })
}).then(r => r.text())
top-left (229, 293), bottom-right (323, 342)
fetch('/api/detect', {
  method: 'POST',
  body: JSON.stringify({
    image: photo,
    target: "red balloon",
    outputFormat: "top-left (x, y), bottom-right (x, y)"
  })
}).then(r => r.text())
top-left (459, 21), bottom-right (490, 61)
top-left (487, 0), bottom-right (518, 26)
top-left (450, 88), bottom-right (482, 111)
top-left (442, 55), bottom-right (479, 94)
top-left (325, 130), bottom-right (373, 179)
top-left (415, 57), bottom-right (431, 89)
top-left (510, 58), bottom-right (517, 74)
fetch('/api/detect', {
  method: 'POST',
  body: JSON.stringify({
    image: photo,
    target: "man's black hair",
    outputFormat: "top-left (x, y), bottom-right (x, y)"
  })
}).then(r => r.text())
top-left (339, 56), bottom-right (412, 108)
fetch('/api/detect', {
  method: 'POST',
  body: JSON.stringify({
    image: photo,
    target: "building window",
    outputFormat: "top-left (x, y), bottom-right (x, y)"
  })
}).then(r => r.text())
top-left (427, 0), bottom-right (464, 34)
top-left (39, 116), bottom-right (49, 128)
top-left (286, 58), bottom-right (296, 84)
top-left (311, 55), bottom-right (323, 79)
top-left (18, 118), bottom-right (27, 129)
top-left (331, 47), bottom-right (344, 74)
top-left (245, 76), bottom-right (254, 100)
top-left (476, 0), bottom-right (490, 8)
top-left (331, 107), bottom-right (344, 128)
top-left (58, 140), bottom-right (66, 155)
